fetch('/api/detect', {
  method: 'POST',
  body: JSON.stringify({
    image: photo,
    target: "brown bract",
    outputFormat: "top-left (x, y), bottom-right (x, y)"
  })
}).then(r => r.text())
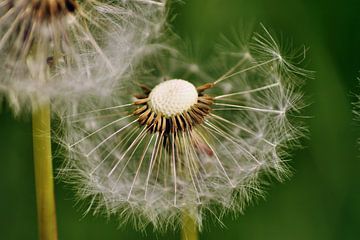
top-left (9, 0), bottom-right (78, 20)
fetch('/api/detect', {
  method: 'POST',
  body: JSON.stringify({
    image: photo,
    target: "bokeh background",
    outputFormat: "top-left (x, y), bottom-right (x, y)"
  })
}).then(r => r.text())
top-left (1, 0), bottom-right (360, 239)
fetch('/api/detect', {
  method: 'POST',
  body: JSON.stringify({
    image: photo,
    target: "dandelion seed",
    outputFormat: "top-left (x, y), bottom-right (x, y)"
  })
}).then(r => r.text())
top-left (60, 26), bottom-right (310, 230)
top-left (0, 0), bottom-right (167, 114)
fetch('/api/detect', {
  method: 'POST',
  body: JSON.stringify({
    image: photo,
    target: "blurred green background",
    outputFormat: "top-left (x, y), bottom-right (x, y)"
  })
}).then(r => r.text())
top-left (1, 0), bottom-right (360, 239)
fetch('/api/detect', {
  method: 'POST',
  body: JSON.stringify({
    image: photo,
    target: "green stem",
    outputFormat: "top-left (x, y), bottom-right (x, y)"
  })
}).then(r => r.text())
top-left (32, 101), bottom-right (58, 240)
top-left (181, 211), bottom-right (198, 240)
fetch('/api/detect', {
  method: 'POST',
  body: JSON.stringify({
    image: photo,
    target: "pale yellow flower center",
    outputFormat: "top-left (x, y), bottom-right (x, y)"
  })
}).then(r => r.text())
top-left (148, 79), bottom-right (198, 117)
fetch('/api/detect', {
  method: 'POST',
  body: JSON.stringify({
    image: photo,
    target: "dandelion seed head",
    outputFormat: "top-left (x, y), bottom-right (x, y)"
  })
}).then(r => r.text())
top-left (58, 26), bottom-right (310, 231)
top-left (0, 0), bottom-right (168, 114)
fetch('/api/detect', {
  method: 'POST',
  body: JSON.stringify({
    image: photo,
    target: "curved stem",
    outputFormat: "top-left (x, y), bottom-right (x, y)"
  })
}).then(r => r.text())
top-left (181, 211), bottom-right (198, 240)
top-left (32, 101), bottom-right (58, 240)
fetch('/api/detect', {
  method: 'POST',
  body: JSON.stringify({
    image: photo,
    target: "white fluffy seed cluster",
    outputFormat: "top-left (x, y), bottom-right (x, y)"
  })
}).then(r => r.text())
top-left (60, 25), bottom-right (310, 231)
top-left (0, 0), bottom-right (168, 114)
top-left (149, 79), bottom-right (198, 117)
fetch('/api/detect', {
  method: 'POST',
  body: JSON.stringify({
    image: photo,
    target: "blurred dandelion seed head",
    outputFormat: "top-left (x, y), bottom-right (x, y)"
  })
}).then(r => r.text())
top-left (0, 0), bottom-right (168, 114)
top-left (59, 26), bottom-right (310, 230)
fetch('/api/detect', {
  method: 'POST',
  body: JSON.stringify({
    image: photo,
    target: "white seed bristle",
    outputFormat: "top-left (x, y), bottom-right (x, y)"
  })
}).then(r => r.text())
top-left (148, 79), bottom-right (198, 117)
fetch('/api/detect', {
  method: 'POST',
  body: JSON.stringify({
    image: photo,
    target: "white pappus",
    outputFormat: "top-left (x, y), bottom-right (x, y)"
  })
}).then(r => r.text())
top-left (0, 0), bottom-right (168, 114)
top-left (59, 26), bottom-right (311, 230)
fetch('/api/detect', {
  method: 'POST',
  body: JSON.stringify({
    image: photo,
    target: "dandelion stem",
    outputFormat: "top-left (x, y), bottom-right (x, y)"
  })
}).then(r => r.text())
top-left (32, 100), bottom-right (58, 240)
top-left (181, 211), bottom-right (198, 240)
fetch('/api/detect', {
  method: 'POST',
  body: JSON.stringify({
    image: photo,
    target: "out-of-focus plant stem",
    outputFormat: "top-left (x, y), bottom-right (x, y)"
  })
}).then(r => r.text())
top-left (181, 211), bottom-right (198, 240)
top-left (32, 100), bottom-right (58, 240)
